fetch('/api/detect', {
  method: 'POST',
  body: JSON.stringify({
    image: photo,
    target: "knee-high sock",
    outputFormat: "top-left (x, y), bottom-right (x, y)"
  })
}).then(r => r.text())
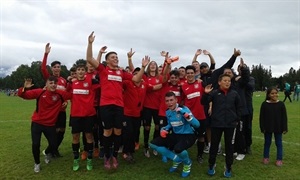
top-left (177, 150), bottom-right (190, 165)
top-left (113, 134), bottom-right (122, 157)
top-left (144, 128), bottom-right (150, 149)
top-left (149, 143), bottom-right (181, 162)
top-left (86, 143), bottom-right (93, 159)
top-left (72, 143), bottom-right (80, 159)
top-left (103, 136), bottom-right (112, 159)
top-left (197, 141), bottom-right (204, 157)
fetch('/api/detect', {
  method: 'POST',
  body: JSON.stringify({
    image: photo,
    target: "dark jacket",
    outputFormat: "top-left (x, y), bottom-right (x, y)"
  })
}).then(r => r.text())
top-left (259, 101), bottom-right (288, 133)
top-left (201, 89), bottom-right (242, 128)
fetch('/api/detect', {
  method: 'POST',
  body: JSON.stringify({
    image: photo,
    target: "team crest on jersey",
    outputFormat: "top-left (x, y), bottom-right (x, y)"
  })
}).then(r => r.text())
top-left (61, 79), bottom-right (65, 84)
top-left (141, 85), bottom-right (144, 89)
top-left (83, 82), bottom-right (89, 87)
top-left (116, 70), bottom-right (121, 75)
top-left (52, 95), bottom-right (58, 101)
top-left (176, 113), bottom-right (181, 118)
top-left (194, 84), bottom-right (199, 89)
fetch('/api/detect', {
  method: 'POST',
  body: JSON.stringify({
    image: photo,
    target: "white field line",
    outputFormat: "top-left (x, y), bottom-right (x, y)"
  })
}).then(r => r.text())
top-left (253, 136), bottom-right (300, 146)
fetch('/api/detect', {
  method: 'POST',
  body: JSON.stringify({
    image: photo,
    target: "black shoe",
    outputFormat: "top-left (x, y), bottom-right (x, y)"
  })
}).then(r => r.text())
top-left (53, 151), bottom-right (63, 158)
top-left (197, 156), bottom-right (204, 164)
top-left (246, 147), bottom-right (252, 154)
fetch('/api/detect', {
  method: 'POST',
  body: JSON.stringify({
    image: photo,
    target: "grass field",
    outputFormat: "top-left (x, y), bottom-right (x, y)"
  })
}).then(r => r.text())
top-left (0, 92), bottom-right (299, 179)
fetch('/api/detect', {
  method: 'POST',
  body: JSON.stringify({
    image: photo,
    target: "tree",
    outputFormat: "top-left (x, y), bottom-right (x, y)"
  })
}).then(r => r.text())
top-left (250, 64), bottom-right (272, 91)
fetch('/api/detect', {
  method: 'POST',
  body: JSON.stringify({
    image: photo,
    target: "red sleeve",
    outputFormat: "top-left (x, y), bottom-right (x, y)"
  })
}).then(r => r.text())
top-left (18, 88), bottom-right (43, 99)
top-left (58, 90), bottom-right (72, 101)
top-left (123, 71), bottom-right (133, 81)
top-left (41, 53), bottom-right (50, 80)
top-left (96, 63), bottom-right (105, 72)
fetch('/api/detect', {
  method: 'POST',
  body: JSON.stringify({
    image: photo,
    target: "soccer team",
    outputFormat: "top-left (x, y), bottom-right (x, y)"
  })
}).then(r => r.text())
top-left (18, 31), bottom-right (288, 178)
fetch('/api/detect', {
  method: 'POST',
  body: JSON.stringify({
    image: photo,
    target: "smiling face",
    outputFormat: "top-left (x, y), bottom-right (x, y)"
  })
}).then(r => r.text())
top-left (106, 52), bottom-right (119, 68)
top-left (51, 63), bottom-right (61, 77)
top-left (268, 89), bottom-right (279, 102)
top-left (186, 69), bottom-right (195, 83)
top-left (76, 66), bottom-right (86, 80)
top-left (46, 80), bottom-right (57, 92)
top-left (192, 61), bottom-right (200, 72)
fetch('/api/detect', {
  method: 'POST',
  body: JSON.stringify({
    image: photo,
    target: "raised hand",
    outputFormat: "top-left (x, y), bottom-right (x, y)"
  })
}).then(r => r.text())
top-left (88, 31), bottom-right (95, 44)
top-left (127, 48), bottom-right (135, 58)
top-left (234, 48), bottom-right (241, 57)
top-left (204, 84), bottom-right (213, 94)
top-left (195, 49), bottom-right (202, 56)
top-left (100, 46), bottom-right (107, 54)
top-left (239, 58), bottom-right (245, 67)
top-left (203, 50), bottom-right (210, 55)
top-left (160, 51), bottom-right (170, 58)
top-left (142, 55), bottom-right (150, 67)
top-left (45, 43), bottom-right (51, 54)
top-left (24, 78), bottom-right (34, 88)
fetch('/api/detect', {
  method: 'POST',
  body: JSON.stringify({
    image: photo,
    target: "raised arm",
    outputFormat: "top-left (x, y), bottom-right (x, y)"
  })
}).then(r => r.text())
top-left (41, 43), bottom-right (51, 80)
top-left (192, 49), bottom-right (202, 63)
top-left (86, 31), bottom-right (99, 68)
top-left (127, 48), bottom-right (135, 72)
top-left (96, 46), bottom-right (107, 63)
top-left (203, 50), bottom-right (215, 71)
top-left (132, 56), bottom-right (150, 83)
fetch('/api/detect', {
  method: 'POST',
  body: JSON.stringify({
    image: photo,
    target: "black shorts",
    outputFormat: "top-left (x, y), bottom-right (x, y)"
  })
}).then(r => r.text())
top-left (151, 133), bottom-right (197, 153)
top-left (142, 107), bottom-right (160, 126)
top-left (100, 105), bottom-right (123, 129)
top-left (55, 111), bottom-right (66, 128)
top-left (195, 119), bottom-right (207, 138)
top-left (70, 116), bottom-right (94, 134)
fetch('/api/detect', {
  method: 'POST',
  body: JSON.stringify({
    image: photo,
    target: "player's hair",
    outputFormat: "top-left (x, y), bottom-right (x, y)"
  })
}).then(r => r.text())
top-left (265, 86), bottom-right (278, 100)
top-left (105, 51), bottom-right (117, 60)
top-left (169, 70), bottom-right (179, 77)
top-left (51, 61), bottom-right (61, 67)
top-left (185, 65), bottom-right (196, 72)
top-left (165, 91), bottom-right (176, 97)
top-left (179, 66), bottom-right (185, 70)
top-left (76, 63), bottom-right (87, 71)
top-left (48, 76), bottom-right (58, 83)
top-left (218, 74), bottom-right (231, 81)
top-left (70, 66), bottom-right (76, 72)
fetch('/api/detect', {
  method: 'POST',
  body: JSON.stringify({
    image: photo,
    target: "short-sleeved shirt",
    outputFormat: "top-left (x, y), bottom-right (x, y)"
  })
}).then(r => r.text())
top-left (97, 64), bottom-right (133, 107)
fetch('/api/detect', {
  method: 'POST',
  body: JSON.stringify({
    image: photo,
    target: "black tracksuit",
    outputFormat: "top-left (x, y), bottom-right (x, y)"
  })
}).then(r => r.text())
top-left (202, 88), bottom-right (242, 170)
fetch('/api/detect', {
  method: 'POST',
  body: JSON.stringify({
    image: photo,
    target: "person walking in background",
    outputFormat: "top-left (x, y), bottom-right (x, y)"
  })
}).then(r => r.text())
top-left (283, 80), bottom-right (292, 103)
top-left (259, 87), bottom-right (288, 167)
top-left (293, 81), bottom-right (300, 101)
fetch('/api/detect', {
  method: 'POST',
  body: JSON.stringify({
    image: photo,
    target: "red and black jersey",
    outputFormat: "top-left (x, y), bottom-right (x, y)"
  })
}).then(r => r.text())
top-left (143, 75), bottom-right (163, 110)
top-left (158, 82), bottom-right (182, 117)
top-left (123, 80), bottom-right (152, 117)
top-left (85, 71), bottom-right (100, 107)
top-left (68, 75), bottom-right (98, 117)
top-left (18, 88), bottom-right (71, 126)
top-left (181, 81), bottom-right (206, 120)
top-left (97, 64), bottom-right (133, 107)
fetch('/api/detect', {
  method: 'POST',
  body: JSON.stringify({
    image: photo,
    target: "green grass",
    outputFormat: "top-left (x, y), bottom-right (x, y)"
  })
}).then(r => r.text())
top-left (0, 92), bottom-right (299, 179)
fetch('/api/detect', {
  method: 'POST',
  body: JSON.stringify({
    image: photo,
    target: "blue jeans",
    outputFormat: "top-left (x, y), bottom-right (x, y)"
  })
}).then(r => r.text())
top-left (263, 132), bottom-right (283, 160)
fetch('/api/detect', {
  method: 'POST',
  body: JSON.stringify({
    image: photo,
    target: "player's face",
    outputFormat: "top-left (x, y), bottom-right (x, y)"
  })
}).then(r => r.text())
top-left (218, 76), bottom-right (231, 90)
top-left (51, 64), bottom-right (61, 76)
top-left (192, 62), bottom-right (200, 72)
top-left (169, 75), bottom-right (179, 85)
top-left (149, 61), bottom-right (157, 72)
top-left (158, 67), bottom-right (163, 75)
top-left (186, 69), bottom-right (195, 82)
top-left (76, 67), bottom-right (86, 79)
top-left (179, 68), bottom-right (185, 78)
top-left (70, 71), bottom-right (76, 78)
top-left (86, 63), bottom-right (95, 73)
top-left (165, 96), bottom-right (177, 110)
top-left (107, 54), bottom-right (119, 68)
top-left (268, 89), bottom-right (279, 102)
top-left (223, 69), bottom-right (234, 78)
top-left (200, 66), bottom-right (209, 74)
top-left (46, 80), bottom-right (57, 92)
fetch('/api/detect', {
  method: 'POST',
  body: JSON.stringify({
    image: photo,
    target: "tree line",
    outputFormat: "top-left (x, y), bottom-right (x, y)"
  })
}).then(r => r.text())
top-left (0, 60), bottom-right (299, 91)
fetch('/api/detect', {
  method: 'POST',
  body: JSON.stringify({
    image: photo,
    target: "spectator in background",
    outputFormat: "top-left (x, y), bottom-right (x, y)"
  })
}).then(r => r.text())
top-left (293, 81), bottom-right (300, 101)
top-left (283, 80), bottom-right (292, 103)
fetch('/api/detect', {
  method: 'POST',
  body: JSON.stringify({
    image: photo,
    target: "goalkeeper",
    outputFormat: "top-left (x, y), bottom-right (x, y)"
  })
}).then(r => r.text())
top-left (149, 92), bottom-right (200, 178)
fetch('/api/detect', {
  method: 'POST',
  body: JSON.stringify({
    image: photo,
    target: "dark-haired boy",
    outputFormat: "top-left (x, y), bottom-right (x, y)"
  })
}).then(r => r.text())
top-left (202, 74), bottom-right (242, 178)
top-left (18, 76), bottom-right (71, 173)
top-left (41, 43), bottom-right (68, 157)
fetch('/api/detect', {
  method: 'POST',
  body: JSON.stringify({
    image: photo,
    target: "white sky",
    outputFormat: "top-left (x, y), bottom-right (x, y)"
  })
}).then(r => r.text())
top-left (1, 0), bottom-right (299, 77)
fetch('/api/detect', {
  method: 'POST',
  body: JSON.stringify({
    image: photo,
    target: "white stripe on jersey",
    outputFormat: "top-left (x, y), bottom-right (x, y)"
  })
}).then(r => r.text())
top-left (170, 121), bottom-right (184, 127)
top-left (73, 89), bottom-right (89, 95)
top-left (186, 92), bottom-right (200, 99)
top-left (108, 75), bottom-right (122, 82)
top-left (172, 91), bottom-right (181, 96)
top-left (57, 85), bottom-right (66, 90)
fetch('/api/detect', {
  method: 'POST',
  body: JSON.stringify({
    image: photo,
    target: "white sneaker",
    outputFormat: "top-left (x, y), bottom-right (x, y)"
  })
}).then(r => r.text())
top-left (223, 152), bottom-right (238, 157)
top-left (118, 146), bottom-right (123, 153)
top-left (34, 163), bottom-right (41, 173)
top-left (45, 153), bottom-right (51, 164)
top-left (144, 148), bottom-right (150, 158)
top-left (203, 146), bottom-right (210, 154)
top-left (236, 154), bottom-right (245, 161)
top-left (153, 150), bottom-right (158, 156)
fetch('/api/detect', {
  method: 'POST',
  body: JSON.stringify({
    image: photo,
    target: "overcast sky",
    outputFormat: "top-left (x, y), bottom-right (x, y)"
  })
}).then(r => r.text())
top-left (1, 0), bottom-right (299, 77)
